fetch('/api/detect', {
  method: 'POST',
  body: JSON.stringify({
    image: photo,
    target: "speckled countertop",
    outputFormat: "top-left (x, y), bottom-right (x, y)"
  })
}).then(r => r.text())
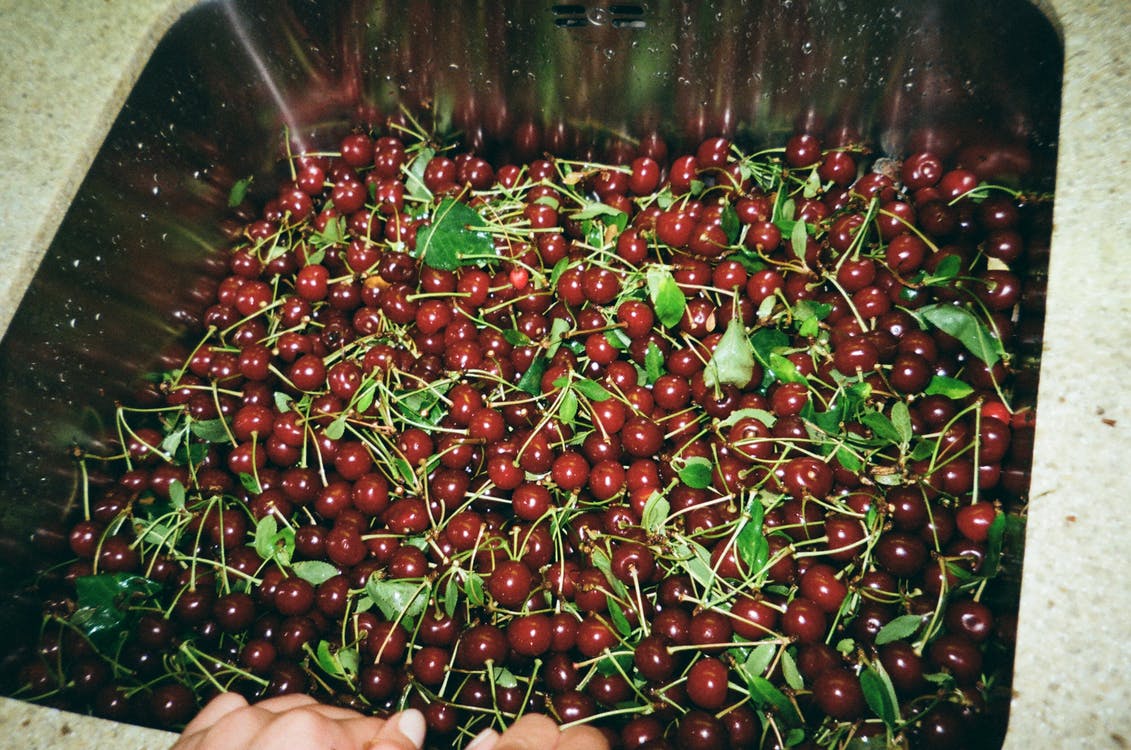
top-left (1, 1), bottom-right (1129, 748)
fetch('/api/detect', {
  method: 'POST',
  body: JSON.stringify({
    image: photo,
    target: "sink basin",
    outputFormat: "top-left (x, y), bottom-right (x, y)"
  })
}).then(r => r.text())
top-left (0, 0), bottom-right (1062, 744)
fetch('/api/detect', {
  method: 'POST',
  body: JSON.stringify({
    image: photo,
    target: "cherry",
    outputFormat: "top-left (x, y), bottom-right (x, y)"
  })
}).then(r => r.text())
top-left (150, 682), bottom-right (196, 727)
top-left (955, 503), bottom-right (998, 543)
top-left (945, 598), bottom-right (995, 643)
top-left (782, 597), bottom-right (827, 643)
top-left (785, 133), bottom-right (822, 168)
top-left (686, 657), bottom-right (729, 709)
top-left (506, 613), bottom-right (553, 657)
top-left (486, 559), bottom-right (534, 609)
top-left (812, 667), bottom-right (865, 720)
top-left (676, 710), bottom-right (727, 750)
top-left (456, 624), bottom-right (509, 668)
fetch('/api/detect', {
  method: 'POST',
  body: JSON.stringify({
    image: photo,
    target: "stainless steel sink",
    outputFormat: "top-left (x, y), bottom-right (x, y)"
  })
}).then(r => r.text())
top-left (0, 0), bottom-right (1061, 732)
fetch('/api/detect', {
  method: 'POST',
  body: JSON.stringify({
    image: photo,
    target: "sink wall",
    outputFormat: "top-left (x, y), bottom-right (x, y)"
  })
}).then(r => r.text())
top-left (0, 1), bottom-right (1128, 748)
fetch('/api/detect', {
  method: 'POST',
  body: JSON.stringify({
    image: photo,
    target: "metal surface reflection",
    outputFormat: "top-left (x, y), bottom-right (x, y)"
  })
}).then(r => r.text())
top-left (0, 0), bottom-right (1060, 674)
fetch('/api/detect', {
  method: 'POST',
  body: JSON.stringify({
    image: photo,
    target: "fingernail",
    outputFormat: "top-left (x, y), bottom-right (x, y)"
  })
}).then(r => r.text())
top-left (465, 728), bottom-right (499, 750)
top-left (397, 708), bottom-right (427, 748)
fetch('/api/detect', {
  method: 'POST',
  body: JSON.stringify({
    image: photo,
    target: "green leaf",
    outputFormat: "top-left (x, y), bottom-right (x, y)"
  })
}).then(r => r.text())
top-left (861, 410), bottom-right (902, 445)
top-left (719, 407), bottom-right (777, 429)
top-left (834, 446), bottom-right (864, 473)
top-left (605, 327), bottom-right (632, 350)
top-left (737, 517), bottom-right (769, 573)
top-left (417, 197), bottom-right (496, 270)
top-left (721, 205), bottom-right (741, 244)
top-left (836, 637), bottom-right (855, 655)
top-left (860, 662), bottom-right (900, 727)
top-left (794, 299), bottom-right (831, 337)
top-left (644, 342), bottom-right (665, 384)
top-left (595, 650), bottom-right (633, 676)
top-left (549, 257), bottom-right (571, 289)
top-left (310, 216), bottom-right (345, 249)
top-left (908, 439), bottom-right (937, 462)
top-left (168, 479), bottom-right (186, 510)
top-left (573, 378), bottom-right (613, 402)
top-left (607, 598), bottom-right (632, 636)
top-left (559, 388), bottom-right (579, 425)
top-left (492, 666), bottom-right (519, 689)
top-left (875, 614), bottom-right (926, 646)
top-left (781, 648), bottom-right (804, 690)
top-left (802, 169), bottom-right (821, 199)
top-left (337, 646), bottom-right (359, 678)
top-left (670, 538), bottom-right (716, 593)
top-left (768, 352), bottom-right (806, 384)
top-left (73, 574), bottom-right (161, 650)
top-left (982, 509), bottom-right (1008, 576)
top-left (704, 316), bottom-right (756, 389)
top-left (919, 304), bottom-right (1004, 367)
top-left (678, 457), bottom-right (714, 489)
top-left (924, 375), bottom-right (975, 399)
top-left (228, 176), bottom-right (252, 207)
top-left (291, 560), bottom-right (340, 586)
top-left (647, 268), bottom-right (686, 328)
top-left (323, 414), bottom-right (347, 441)
top-left (546, 317), bottom-right (571, 359)
top-left (641, 492), bottom-right (670, 532)
top-left (747, 675), bottom-right (800, 725)
top-left (443, 575), bottom-right (459, 617)
top-left (784, 729), bottom-right (808, 748)
top-left (590, 547), bottom-right (628, 598)
top-left (316, 638), bottom-right (350, 678)
top-left (891, 401), bottom-right (913, 445)
top-left (795, 299), bottom-right (832, 324)
top-left (465, 572), bottom-right (485, 607)
top-left (756, 294), bottom-right (777, 321)
top-left (743, 643), bottom-right (776, 679)
top-left (925, 253), bottom-right (961, 283)
top-left (791, 220), bottom-right (809, 260)
top-left (752, 327), bottom-right (790, 371)
top-left (274, 391), bottom-right (293, 413)
top-left (515, 354), bottom-right (548, 396)
top-left (404, 146), bottom-right (435, 201)
top-left (354, 380), bottom-right (377, 414)
top-left (572, 202), bottom-right (627, 222)
top-left (190, 418), bottom-right (230, 443)
top-left (239, 472), bottom-right (262, 494)
top-left (503, 329), bottom-right (533, 346)
top-left (254, 515), bottom-right (278, 560)
top-left (364, 576), bottom-right (429, 626)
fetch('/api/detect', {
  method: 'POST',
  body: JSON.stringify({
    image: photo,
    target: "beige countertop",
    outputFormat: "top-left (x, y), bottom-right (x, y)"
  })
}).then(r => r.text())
top-left (1, 0), bottom-right (1129, 748)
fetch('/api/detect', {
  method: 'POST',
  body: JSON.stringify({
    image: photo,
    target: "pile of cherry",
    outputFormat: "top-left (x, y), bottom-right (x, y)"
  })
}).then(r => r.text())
top-left (17, 125), bottom-right (1043, 750)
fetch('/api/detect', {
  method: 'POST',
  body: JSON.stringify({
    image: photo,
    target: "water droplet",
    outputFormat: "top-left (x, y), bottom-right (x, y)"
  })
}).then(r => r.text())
top-left (801, 41), bottom-right (813, 55)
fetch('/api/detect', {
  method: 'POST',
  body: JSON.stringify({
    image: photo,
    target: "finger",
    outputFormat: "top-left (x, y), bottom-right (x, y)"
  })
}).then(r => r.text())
top-left (177, 705), bottom-right (276, 750)
top-left (465, 727), bottom-right (501, 750)
top-left (339, 715), bottom-right (391, 747)
top-left (558, 724), bottom-right (610, 750)
top-left (492, 714), bottom-right (561, 750)
top-left (179, 692), bottom-right (249, 736)
top-left (301, 702), bottom-right (378, 722)
top-left (365, 708), bottom-right (427, 750)
top-left (251, 694), bottom-right (321, 713)
top-left (246, 709), bottom-right (358, 750)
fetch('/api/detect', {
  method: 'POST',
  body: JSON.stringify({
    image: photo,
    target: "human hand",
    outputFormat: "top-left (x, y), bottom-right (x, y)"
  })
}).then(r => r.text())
top-left (461, 713), bottom-right (607, 750)
top-left (169, 693), bottom-right (423, 750)
top-left (169, 693), bottom-right (609, 750)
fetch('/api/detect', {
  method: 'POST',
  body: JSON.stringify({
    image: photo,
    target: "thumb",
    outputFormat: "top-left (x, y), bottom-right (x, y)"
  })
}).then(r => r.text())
top-left (366, 708), bottom-right (427, 750)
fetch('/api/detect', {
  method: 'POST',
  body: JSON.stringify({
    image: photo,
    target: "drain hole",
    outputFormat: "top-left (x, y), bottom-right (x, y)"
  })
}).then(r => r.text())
top-left (552, 3), bottom-right (647, 29)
